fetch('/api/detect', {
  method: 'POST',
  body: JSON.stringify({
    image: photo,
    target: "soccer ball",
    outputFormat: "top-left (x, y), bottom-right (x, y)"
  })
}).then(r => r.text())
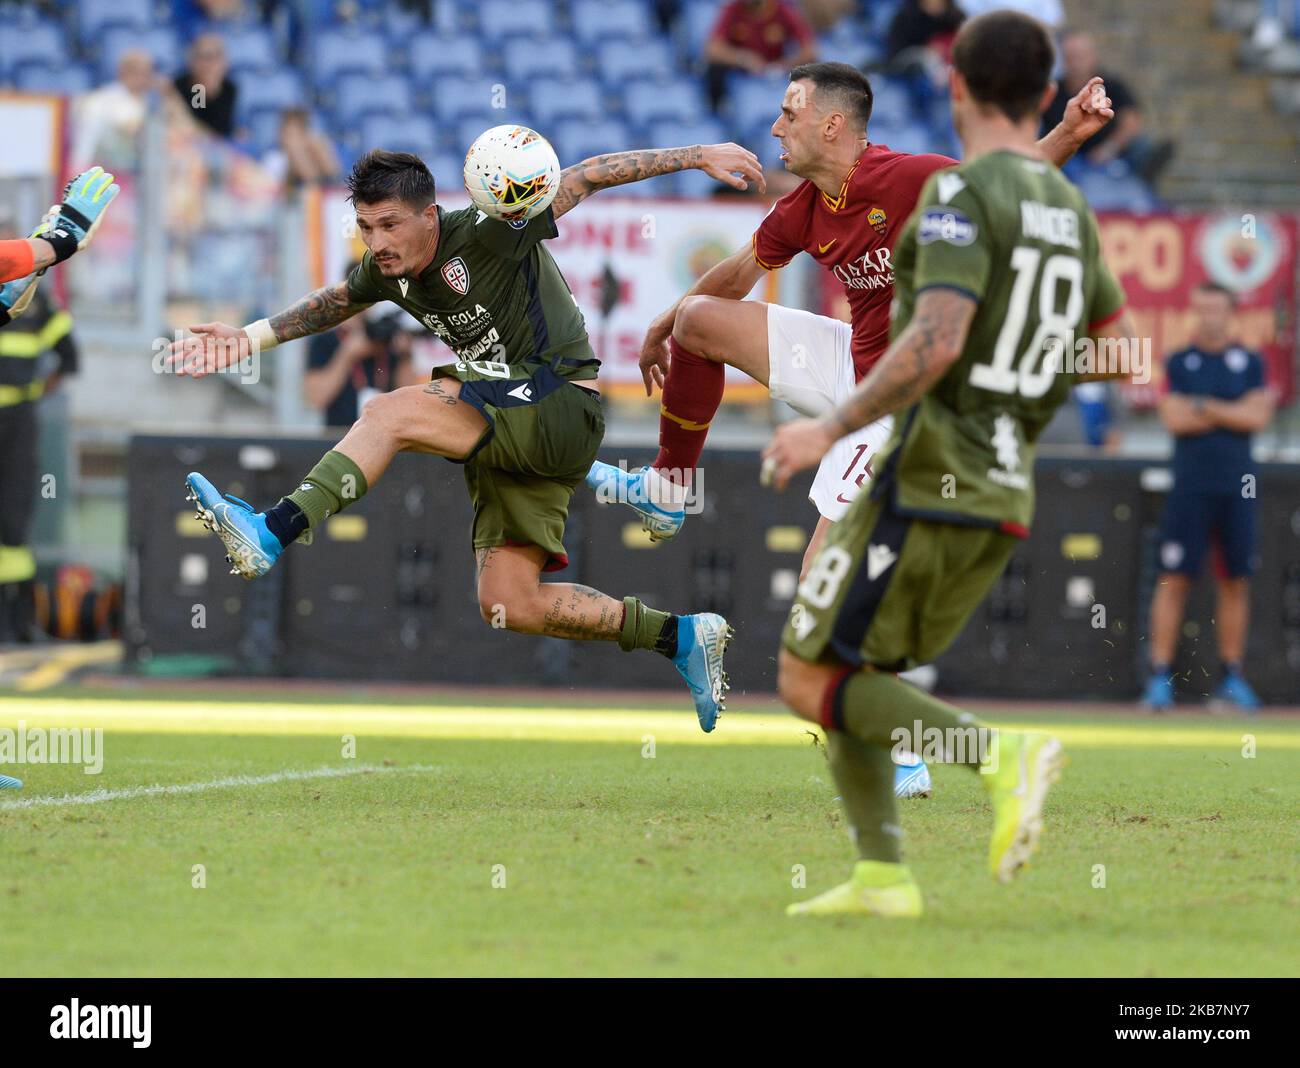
top-left (463, 125), bottom-right (562, 223)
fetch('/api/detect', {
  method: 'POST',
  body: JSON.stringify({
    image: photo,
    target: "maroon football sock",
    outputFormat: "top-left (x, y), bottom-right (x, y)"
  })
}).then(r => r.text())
top-left (651, 337), bottom-right (725, 486)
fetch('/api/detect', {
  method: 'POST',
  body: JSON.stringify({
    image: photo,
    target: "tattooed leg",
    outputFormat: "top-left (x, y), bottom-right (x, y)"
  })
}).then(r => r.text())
top-left (333, 377), bottom-right (488, 485)
top-left (475, 544), bottom-right (630, 642)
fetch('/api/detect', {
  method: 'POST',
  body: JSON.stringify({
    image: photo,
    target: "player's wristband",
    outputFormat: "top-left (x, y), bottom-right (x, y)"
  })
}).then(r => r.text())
top-left (242, 318), bottom-right (280, 350)
top-left (40, 227), bottom-right (79, 264)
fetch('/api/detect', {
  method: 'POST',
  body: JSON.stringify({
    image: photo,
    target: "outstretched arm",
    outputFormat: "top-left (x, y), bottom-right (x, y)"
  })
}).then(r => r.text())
top-left (550, 143), bottom-right (765, 220)
top-left (761, 288), bottom-right (976, 489)
top-left (1037, 76), bottom-right (1115, 168)
top-left (166, 281), bottom-right (372, 378)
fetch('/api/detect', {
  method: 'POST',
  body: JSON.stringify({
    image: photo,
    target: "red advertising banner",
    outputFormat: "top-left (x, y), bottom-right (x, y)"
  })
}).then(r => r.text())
top-left (1097, 211), bottom-right (1296, 406)
top-left (819, 210), bottom-right (1298, 406)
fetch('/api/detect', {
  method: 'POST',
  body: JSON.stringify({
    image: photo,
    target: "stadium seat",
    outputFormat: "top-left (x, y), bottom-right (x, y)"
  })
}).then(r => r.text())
top-left (476, 0), bottom-right (553, 39)
top-left (869, 77), bottom-right (914, 127)
top-left (720, 74), bottom-right (787, 128)
top-left (624, 77), bottom-right (707, 125)
top-left (427, 152), bottom-right (467, 192)
top-left (313, 28), bottom-right (388, 81)
top-left (648, 118), bottom-right (726, 150)
top-left (236, 70), bottom-right (306, 114)
top-left (0, 19), bottom-right (69, 77)
top-left (552, 118), bottom-right (635, 165)
top-left (407, 33), bottom-right (485, 82)
top-left (331, 73), bottom-right (413, 125)
top-left (221, 25), bottom-right (280, 75)
top-left (871, 119), bottom-right (935, 157)
top-left (569, 0), bottom-right (651, 44)
top-left (527, 78), bottom-right (605, 125)
top-left (456, 114), bottom-right (539, 156)
top-left (596, 38), bottom-right (674, 86)
top-left (502, 37), bottom-right (580, 82)
top-left (14, 61), bottom-right (94, 96)
top-left (79, 0), bottom-right (153, 42)
top-left (429, 76), bottom-right (520, 121)
top-left (101, 27), bottom-right (179, 81)
top-left (678, 0), bottom-right (723, 57)
top-left (242, 107), bottom-right (287, 155)
top-left (361, 114), bottom-right (438, 158)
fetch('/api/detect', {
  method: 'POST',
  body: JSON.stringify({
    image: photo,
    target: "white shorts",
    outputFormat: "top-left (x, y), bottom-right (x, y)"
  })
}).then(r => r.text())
top-left (766, 303), bottom-right (894, 522)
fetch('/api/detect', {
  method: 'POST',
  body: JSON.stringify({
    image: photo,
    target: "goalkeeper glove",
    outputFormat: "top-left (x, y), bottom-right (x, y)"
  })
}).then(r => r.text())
top-left (41, 166), bottom-right (120, 264)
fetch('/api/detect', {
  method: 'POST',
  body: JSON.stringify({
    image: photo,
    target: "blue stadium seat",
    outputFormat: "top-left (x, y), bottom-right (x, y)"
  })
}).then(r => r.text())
top-left (596, 38), bottom-right (674, 85)
top-left (221, 25), bottom-right (279, 75)
top-left (624, 77), bottom-right (707, 125)
top-left (502, 37), bottom-right (579, 82)
top-left (361, 114), bottom-right (438, 157)
top-left (870, 119), bottom-right (934, 157)
top-left (79, 0), bottom-right (153, 41)
top-left (14, 61), bottom-right (94, 96)
top-left (648, 117), bottom-right (726, 150)
top-left (529, 78), bottom-right (605, 125)
top-left (679, 0), bottom-right (723, 56)
top-left (427, 152), bottom-right (466, 192)
top-left (678, 167), bottom-right (737, 198)
top-left (0, 19), bottom-right (69, 76)
top-left (429, 76), bottom-right (518, 120)
top-left (552, 118), bottom-right (634, 165)
top-left (569, 0), bottom-right (651, 44)
top-left (241, 107), bottom-right (286, 155)
top-left (868, 77), bottom-right (913, 127)
top-left (476, 0), bottom-right (553, 38)
top-left (101, 27), bottom-right (179, 80)
top-left (817, 32), bottom-right (883, 71)
top-left (456, 114), bottom-right (539, 156)
top-left (408, 33), bottom-right (484, 82)
top-left (724, 74), bottom-right (788, 129)
top-left (236, 70), bottom-right (306, 114)
top-left (313, 29), bottom-right (388, 81)
top-left (331, 73), bottom-right (412, 125)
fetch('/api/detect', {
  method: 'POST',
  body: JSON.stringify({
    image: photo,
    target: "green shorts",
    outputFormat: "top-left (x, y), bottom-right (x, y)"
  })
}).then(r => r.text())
top-left (782, 490), bottom-right (1019, 670)
top-left (435, 362), bottom-right (604, 572)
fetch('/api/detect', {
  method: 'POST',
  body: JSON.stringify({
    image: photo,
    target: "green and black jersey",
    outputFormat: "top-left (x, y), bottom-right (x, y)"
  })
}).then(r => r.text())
top-left (880, 150), bottom-right (1126, 533)
top-left (346, 205), bottom-right (598, 381)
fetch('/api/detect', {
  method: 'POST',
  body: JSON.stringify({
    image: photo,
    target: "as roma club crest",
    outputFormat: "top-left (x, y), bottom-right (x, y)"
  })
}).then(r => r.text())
top-left (441, 256), bottom-right (470, 295)
top-left (868, 206), bottom-right (888, 235)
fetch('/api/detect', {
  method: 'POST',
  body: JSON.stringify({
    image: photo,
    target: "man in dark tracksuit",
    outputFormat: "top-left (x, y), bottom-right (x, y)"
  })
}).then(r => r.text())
top-left (0, 285), bottom-right (77, 641)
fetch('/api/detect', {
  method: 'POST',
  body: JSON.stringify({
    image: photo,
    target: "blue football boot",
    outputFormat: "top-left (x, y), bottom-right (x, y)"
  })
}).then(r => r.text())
top-left (586, 461), bottom-right (686, 542)
top-left (185, 472), bottom-right (283, 579)
top-left (672, 613), bottom-right (732, 732)
top-left (1213, 670), bottom-right (1261, 713)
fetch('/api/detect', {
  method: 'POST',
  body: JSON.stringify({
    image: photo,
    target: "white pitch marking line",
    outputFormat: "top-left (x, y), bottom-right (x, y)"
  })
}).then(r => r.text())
top-left (0, 763), bottom-right (437, 812)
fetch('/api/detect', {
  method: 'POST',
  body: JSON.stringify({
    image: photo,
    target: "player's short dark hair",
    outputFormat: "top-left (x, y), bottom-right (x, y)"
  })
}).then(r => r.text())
top-left (1194, 280), bottom-right (1237, 307)
top-left (788, 61), bottom-right (873, 131)
top-left (951, 10), bottom-right (1055, 122)
top-left (347, 149), bottom-right (436, 210)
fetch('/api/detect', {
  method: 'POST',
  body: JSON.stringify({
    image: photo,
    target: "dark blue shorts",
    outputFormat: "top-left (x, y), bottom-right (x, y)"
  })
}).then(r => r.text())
top-left (1157, 488), bottom-right (1257, 579)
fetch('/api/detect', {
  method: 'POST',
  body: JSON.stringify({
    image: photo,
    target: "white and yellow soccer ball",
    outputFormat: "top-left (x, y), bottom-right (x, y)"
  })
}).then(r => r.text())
top-left (463, 125), bottom-right (562, 223)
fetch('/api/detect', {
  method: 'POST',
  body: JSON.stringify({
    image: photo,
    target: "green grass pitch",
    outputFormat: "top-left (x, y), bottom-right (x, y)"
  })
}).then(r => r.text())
top-left (0, 690), bottom-right (1297, 977)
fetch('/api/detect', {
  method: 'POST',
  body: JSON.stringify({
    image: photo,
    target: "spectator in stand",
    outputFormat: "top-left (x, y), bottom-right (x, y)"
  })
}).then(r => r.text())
top-left (1143, 282), bottom-right (1276, 713)
top-left (1039, 30), bottom-right (1174, 182)
top-left (885, 0), bottom-right (966, 118)
top-left (704, 0), bottom-right (817, 114)
top-left (172, 33), bottom-right (239, 139)
top-left (800, 0), bottom-right (855, 33)
top-left (263, 109), bottom-right (342, 189)
top-left (72, 50), bottom-right (163, 168)
top-left (305, 283), bottom-right (421, 428)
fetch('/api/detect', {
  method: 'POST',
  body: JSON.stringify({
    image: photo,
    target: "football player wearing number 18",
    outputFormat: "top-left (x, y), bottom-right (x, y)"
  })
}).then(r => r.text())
top-left (167, 143), bottom-right (765, 733)
top-left (761, 10), bottom-right (1136, 916)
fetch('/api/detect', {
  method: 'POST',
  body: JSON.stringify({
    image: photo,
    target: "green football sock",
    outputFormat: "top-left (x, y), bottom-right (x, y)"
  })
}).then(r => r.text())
top-left (835, 669), bottom-right (989, 770)
top-left (618, 596), bottom-right (676, 656)
top-left (826, 731), bottom-right (902, 863)
top-left (284, 450), bottom-right (368, 529)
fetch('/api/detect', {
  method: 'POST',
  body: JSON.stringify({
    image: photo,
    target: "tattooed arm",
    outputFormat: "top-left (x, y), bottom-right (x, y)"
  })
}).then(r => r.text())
top-left (550, 143), bottom-right (765, 220)
top-left (268, 281), bottom-right (371, 343)
top-left (761, 288), bottom-right (976, 490)
top-left (165, 280), bottom-right (372, 377)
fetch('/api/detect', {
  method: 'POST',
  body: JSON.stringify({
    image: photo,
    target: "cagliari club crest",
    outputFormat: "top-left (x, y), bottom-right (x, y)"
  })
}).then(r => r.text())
top-left (441, 256), bottom-right (470, 295)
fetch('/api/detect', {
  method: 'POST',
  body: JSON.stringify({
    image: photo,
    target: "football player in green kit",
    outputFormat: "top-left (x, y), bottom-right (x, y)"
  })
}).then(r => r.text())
top-left (167, 140), bottom-right (764, 732)
top-left (762, 10), bottom-right (1138, 915)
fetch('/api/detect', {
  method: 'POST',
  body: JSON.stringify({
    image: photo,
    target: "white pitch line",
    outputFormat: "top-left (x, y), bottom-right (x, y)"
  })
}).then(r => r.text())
top-left (0, 763), bottom-right (437, 811)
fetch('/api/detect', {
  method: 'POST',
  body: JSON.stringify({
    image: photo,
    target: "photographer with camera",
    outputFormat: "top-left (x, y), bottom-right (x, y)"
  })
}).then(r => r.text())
top-left (304, 270), bottom-right (420, 427)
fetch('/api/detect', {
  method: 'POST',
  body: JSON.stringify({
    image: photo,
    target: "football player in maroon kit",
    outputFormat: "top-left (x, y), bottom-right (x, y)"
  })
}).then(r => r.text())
top-left (588, 61), bottom-right (1113, 571)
